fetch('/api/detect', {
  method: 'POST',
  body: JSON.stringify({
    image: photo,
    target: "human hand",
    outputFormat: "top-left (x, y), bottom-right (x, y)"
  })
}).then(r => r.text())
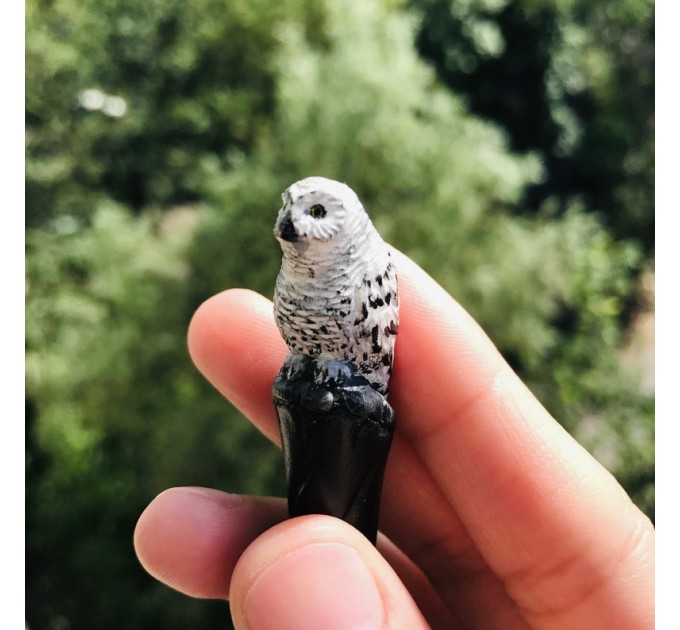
top-left (134, 250), bottom-right (654, 629)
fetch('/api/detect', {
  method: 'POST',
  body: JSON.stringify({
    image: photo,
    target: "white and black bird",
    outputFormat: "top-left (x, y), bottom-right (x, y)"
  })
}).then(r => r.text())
top-left (273, 176), bottom-right (399, 395)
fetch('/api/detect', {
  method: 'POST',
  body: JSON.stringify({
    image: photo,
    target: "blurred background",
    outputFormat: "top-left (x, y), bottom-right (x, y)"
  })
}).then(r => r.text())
top-left (25, 0), bottom-right (654, 627)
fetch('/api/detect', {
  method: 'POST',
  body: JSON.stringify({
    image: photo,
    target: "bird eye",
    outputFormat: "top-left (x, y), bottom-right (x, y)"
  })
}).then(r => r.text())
top-left (309, 204), bottom-right (326, 219)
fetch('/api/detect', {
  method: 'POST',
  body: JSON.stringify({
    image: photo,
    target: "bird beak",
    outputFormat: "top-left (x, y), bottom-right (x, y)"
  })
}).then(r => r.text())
top-left (276, 212), bottom-right (299, 242)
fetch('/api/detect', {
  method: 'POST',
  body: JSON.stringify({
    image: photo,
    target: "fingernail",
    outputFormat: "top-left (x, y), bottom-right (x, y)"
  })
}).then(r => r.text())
top-left (244, 543), bottom-right (385, 630)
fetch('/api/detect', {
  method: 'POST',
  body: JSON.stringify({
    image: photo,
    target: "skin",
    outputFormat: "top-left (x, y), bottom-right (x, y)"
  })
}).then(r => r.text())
top-left (134, 249), bottom-right (654, 630)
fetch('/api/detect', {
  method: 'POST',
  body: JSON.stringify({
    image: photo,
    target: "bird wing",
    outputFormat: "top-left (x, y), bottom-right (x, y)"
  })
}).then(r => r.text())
top-left (349, 259), bottom-right (399, 391)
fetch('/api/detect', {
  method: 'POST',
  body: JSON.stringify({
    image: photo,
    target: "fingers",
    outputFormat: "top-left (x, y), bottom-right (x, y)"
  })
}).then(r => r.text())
top-left (187, 289), bottom-right (286, 445)
top-left (133, 487), bottom-right (285, 599)
top-left (388, 250), bottom-right (655, 628)
top-left (380, 433), bottom-right (530, 628)
top-left (229, 516), bottom-right (431, 630)
top-left (134, 487), bottom-right (455, 627)
top-left (187, 250), bottom-right (654, 627)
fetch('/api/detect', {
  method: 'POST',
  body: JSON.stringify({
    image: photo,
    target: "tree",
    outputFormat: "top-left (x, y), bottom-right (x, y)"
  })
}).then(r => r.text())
top-left (411, 0), bottom-right (654, 251)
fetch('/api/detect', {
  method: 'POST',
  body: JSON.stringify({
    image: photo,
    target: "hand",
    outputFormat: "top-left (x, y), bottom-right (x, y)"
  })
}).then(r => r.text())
top-left (134, 250), bottom-right (654, 629)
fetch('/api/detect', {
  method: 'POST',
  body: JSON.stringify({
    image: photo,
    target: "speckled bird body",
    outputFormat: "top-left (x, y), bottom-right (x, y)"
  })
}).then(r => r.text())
top-left (273, 177), bottom-right (399, 395)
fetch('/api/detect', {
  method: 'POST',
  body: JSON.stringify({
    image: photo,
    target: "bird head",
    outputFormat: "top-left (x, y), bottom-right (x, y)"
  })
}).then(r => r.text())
top-left (274, 177), bottom-right (362, 247)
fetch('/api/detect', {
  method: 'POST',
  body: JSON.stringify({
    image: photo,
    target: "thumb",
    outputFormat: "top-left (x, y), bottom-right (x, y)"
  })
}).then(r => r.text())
top-left (229, 515), bottom-right (430, 630)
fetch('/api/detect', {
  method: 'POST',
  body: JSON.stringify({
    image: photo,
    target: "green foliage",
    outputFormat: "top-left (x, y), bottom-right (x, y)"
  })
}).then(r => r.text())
top-left (411, 0), bottom-right (655, 250)
top-left (26, 206), bottom-right (283, 629)
top-left (26, 0), bottom-right (653, 627)
top-left (26, 0), bottom-right (289, 223)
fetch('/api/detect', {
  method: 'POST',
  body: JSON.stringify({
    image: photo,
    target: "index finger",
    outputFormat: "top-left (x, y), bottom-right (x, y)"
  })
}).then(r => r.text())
top-left (387, 249), bottom-right (654, 628)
